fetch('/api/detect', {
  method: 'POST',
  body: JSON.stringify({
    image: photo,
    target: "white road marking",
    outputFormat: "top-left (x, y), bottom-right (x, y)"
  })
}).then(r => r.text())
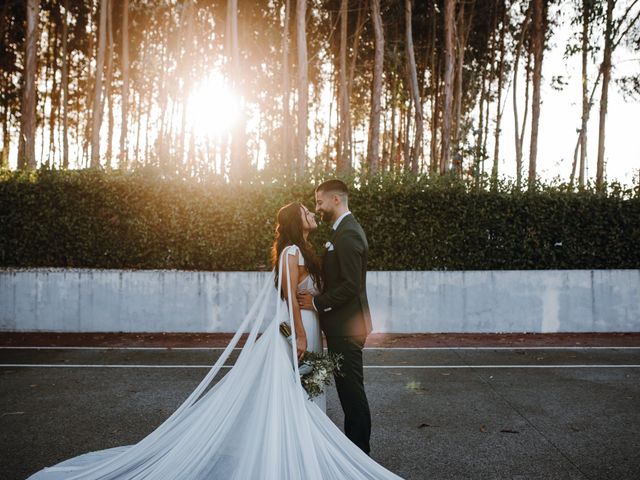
top-left (366, 346), bottom-right (640, 350)
top-left (1, 364), bottom-right (639, 369)
top-left (1, 346), bottom-right (639, 351)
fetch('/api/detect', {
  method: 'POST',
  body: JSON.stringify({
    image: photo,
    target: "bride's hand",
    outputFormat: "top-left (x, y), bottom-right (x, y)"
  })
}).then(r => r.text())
top-left (296, 335), bottom-right (307, 361)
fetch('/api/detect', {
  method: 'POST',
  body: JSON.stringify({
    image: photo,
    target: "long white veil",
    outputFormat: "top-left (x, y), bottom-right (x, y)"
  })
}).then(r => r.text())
top-left (27, 248), bottom-right (402, 479)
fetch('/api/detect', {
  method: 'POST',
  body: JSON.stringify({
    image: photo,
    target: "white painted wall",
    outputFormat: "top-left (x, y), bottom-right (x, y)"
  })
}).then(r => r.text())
top-left (1, 269), bottom-right (638, 333)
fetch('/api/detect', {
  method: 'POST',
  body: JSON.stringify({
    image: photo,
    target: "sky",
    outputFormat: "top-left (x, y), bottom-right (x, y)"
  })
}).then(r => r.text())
top-left (495, 3), bottom-right (639, 187)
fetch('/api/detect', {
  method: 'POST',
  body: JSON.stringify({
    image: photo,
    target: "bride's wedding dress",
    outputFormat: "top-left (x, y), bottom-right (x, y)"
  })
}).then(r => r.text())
top-left (27, 245), bottom-right (402, 479)
top-left (293, 245), bottom-right (326, 413)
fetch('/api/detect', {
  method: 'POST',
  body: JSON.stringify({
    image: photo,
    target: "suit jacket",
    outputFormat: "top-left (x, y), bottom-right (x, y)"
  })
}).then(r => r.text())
top-left (314, 213), bottom-right (373, 337)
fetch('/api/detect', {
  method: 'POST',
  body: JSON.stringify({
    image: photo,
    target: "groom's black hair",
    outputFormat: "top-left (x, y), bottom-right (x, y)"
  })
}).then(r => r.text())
top-left (315, 179), bottom-right (348, 198)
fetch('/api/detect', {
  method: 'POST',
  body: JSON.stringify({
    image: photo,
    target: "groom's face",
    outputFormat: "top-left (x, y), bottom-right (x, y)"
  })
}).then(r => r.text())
top-left (315, 190), bottom-right (337, 223)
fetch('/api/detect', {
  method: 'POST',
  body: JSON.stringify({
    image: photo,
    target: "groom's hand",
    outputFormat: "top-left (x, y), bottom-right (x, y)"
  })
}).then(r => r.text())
top-left (297, 291), bottom-right (315, 311)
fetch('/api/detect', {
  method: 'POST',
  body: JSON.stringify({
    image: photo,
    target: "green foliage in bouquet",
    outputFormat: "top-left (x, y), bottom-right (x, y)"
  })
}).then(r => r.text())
top-left (279, 321), bottom-right (343, 400)
top-left (299, 350), bottom-right (344, 400)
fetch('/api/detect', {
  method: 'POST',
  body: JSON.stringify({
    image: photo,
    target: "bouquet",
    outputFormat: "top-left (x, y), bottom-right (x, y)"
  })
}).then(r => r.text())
top-left (279, 322), bottom-right (343, 399)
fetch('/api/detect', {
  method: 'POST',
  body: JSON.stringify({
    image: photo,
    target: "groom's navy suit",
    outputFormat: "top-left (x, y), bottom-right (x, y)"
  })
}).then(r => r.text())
top-left (313, 212), bottom-right (372, 454)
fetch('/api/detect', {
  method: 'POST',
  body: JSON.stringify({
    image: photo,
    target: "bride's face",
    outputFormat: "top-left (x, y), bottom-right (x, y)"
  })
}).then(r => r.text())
top-left (300, 205), bottom-right (317, 231)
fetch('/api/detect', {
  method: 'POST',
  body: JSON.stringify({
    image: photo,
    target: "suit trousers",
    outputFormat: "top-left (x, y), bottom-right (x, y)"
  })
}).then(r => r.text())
top-left (326, 335), bottom-right (371, 454)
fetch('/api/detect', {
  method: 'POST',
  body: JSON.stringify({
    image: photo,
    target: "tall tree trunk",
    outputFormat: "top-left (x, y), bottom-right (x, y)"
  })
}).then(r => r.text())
top-left (518, 52), bottom-right (532, 189)
top-left (381, 97), bottom-right (389, 172)
top-left (119, 0), bottom-right (129, 169)
top-left (76, 53), bottom-right (86, 167)
top-left (596, 0), bottom-right (614, 191)
top-left (513, 4), bottom-right (530, 190)
top-left (134, 34), bottom-right (147, 169)
top-left (90, 0), bottom-right (108, 168)
top-left (570, 0), bottom-right (591, 188)
top-left (325, 60), bottom-right (335, 172)
top-left (389, 65), bottom-right (398, 173)
top-left (156, 23), bottom-right (170, 169)
top-left (440, 0), bottom-right (455, 175)
top-left (1, 82), bottom-right (9, 169)
top-left (345, 5), bottom-right (366, 165)
top-left (47, 18), bottom-right (61, 168)
top-left (296, 0), bottom-right (308, 177)
top-left (452, 1), bottom-right (474, 176)
top-left (480, 3), bottom-right (496, 182)
top-left (282, 0), bottom-right (291, 171)
top-left (134, 90), bottom-right (142, 166)
top-left (571, 68), bottom-right (604, 186)
top-left (337, 0), bottom-right (351, 174)
top-left (429, 13), bottom-right (438, 175)
top-left (578, 0), bottom-right (591, 188)
top-left (228, 0), bottom-right (246, 178)
top-left (61, 0), bottom-right (70, 169)
top-left (81, 16), bottom-right (96, 168)
top-left (105, 0), bottom-right (114, 169)
top-left (481, 70), bottom-right (491, 178)
top-left (528, 0), bottom-right (545, 189)
top-left (39, 19), bottom-right (53, 165)
top-left (403, 93), bottom-right (412, 171)
top-left (491, 6), bottom-right (507, 189)
top-left (179, 87), bottom-right (188, 167)
top-left (18, 0), bottom-right (39, 170)
top-left (367, 0), bottom-right (384, 175)
top-left (143, 72), bottom-right (153, 166)
top-left (405, 0), bottom-right (423, 173)
top-left (475, 59), bottom-right (486, 183)
top-left (452, 3), bottom-right (463, 176)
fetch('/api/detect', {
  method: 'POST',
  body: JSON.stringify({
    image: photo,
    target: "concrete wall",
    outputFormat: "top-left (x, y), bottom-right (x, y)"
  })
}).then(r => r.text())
top-left (1, 269), bottom-right (638, 333)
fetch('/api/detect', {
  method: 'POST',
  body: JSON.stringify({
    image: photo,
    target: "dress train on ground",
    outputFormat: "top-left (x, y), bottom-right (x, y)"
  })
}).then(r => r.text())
top-left (27, 247), bottom-right (402, 479)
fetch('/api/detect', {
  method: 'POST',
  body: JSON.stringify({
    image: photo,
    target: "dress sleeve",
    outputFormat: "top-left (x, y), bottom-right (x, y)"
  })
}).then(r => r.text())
top-left (285, 244), bottom-right (305, 266)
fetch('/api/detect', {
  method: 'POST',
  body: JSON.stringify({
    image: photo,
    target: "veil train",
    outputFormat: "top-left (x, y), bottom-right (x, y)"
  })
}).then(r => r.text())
top-left (27, 248), bottom-right (402, 479)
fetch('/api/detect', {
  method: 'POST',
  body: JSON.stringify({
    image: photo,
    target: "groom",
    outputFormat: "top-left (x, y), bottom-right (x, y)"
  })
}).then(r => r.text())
top-left (297, 179), bottom-right (373, 454)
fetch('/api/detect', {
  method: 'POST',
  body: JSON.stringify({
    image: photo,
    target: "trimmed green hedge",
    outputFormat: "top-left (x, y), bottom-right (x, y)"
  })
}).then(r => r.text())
top-left (1, 169), bottom-right (639, 270)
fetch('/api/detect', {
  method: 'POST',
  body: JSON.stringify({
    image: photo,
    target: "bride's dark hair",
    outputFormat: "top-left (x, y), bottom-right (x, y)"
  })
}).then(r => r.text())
top-left (271, 202), bottom-right (324, 297)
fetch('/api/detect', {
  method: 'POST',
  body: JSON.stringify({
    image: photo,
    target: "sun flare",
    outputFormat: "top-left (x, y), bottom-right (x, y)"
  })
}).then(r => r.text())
top-left (187, 71), bottom-right (239, 138)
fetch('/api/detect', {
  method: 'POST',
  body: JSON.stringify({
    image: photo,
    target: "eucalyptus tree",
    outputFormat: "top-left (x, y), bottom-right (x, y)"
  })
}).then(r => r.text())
top-left (528, 0), bottom-right (548, 188)
top-left (366, 0), bottom-right (384, 175)
top-left (17, 0), bottom-right (38, 170)
top-left (296, 0), bottom-right (308, 176)
top-left (596, 0), bottom-right (640, 190)
top-left (282, 0), bottom-right (292, 171)
top-left (512, 0), bottom-right (532, 189)
top-left (405, 0), bottom-right (423, 174)
top-left (570, 0), bottom-right (602, 188)
top-left (338, 0), bottom-right (351, 174)
top-left (119, 0), bottom-right (130, 169)
top-left (90, 0), bottom-right (108, 168)
top-left (0, 0), bottom-right (25, 169)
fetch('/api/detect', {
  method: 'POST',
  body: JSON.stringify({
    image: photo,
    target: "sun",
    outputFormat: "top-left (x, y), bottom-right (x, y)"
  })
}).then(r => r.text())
top-left (187, 71), bottom-right (239, 138)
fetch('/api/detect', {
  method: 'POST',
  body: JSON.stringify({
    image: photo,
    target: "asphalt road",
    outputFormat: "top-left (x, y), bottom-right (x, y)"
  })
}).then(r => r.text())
top-left (1, 346), bottom-right (639, 480)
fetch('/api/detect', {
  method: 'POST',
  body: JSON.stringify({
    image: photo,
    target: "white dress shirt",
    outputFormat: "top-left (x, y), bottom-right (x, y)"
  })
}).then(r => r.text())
top-left (332, 211), bottom-right (351, 230)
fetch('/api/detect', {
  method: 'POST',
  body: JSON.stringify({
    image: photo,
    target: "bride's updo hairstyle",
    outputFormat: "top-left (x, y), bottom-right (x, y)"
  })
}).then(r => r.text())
top-left (271, 202), bottom-right (324, 298)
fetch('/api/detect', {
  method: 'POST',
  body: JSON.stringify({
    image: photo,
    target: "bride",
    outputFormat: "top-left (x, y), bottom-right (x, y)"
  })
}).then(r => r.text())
top-left (27, 202), bottom-right (402, 479)
top-left (271, 202), bottom-right (327, 412)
